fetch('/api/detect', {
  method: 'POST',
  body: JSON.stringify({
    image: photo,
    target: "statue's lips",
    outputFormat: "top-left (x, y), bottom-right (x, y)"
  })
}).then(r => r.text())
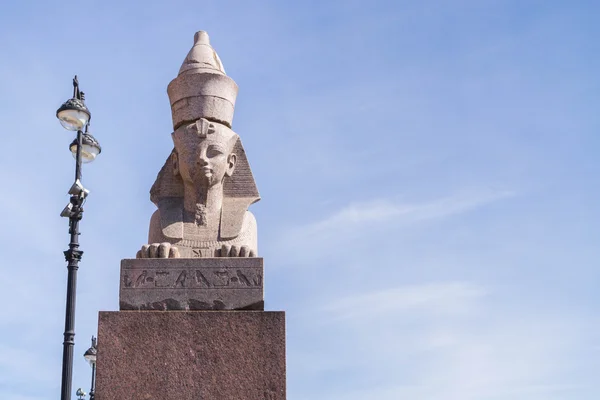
top-left (195, 166), bottom-right (213, 178)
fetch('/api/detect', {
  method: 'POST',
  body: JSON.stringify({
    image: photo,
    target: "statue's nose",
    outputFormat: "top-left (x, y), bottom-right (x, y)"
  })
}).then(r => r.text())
top-left (197, 153), bottom-right (209, 166)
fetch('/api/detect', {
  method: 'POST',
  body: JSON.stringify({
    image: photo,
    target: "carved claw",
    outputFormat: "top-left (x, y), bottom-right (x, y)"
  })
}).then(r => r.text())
top-left (219, 244), bottom-right (254, 257)
top-left (240, 245), bottom-right (253, 257)
top-left (220, 244), bottom-right (230, 257)
top-left (148, 243), bottom-right (159, 258)
top-left (136, 243), bottom-right (180, 259)
top-left (169, 246), bottom-right (180, 258)
top-left (157, 243), bottom-right (170, 258)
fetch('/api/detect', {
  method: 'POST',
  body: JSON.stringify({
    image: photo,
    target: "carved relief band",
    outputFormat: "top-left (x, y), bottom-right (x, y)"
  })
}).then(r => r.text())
top-left (119, 258), bottom-right (264, 311)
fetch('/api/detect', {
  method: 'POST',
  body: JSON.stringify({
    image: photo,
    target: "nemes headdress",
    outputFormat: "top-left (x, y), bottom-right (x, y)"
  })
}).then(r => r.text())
top-left (150, 31), bottom-right (259, 239)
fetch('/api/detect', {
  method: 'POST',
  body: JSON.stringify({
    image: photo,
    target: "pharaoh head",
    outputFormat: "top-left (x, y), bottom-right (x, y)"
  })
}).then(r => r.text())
top-left (150, 122), bottom-right (259, 239)
top-left (171, 118), bottom-right (238, 189)
top-left (149, 31), bottom-right (260, 241)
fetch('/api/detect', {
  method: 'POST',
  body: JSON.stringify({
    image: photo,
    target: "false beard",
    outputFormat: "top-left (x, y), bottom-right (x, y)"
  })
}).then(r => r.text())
top-left (195, 203), bottom-right (207, 226)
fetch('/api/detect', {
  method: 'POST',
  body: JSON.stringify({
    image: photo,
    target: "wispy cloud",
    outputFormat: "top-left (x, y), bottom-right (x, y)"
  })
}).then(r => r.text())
top-left (313, 189), bottom-right (513, 232)
top-left (291, 281), bottom-right (597, 400)
top-left (324, 281), bottom-right (487, 321)
top-left (278, 189), bottom-right (515, 255)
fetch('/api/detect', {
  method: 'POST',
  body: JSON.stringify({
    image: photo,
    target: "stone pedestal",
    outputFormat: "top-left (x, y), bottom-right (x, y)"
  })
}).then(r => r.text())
top-left (95, 311), bottom-right (286, 400)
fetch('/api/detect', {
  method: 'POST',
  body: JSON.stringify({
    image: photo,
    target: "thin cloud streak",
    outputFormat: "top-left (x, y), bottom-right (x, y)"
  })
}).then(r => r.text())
top-left (324, 281), bottom-right (487, 321)
top-left (316, 190), bottom-right (513, 231)
top-left (281, 189), bottom-right (515, 249)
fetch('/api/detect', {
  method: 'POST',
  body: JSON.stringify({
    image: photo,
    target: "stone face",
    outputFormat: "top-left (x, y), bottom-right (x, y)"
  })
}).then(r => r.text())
top-left (95, 311), bottom-right (286, 400)
top-left (120, 258), bottom-right (264, 311)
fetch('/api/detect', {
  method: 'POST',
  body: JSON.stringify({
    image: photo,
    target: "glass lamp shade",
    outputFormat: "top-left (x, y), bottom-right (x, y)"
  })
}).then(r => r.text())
top-left (70, 133), bottom-right (101, 163)
top-left (83, 347), bottom-right (97, 366)
top-left (58, 109), bottom-right (89, 131)
top-left (83, 351), bottom-right (97, 366)
top-left (84, 336), bottom-right (98, 367)
top-left (56, 98), bottom-right (91, 131)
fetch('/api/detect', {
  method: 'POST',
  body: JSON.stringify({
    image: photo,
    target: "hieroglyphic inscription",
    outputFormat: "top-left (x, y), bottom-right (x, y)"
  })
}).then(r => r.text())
top-left (191, 248), bottom-right (212, 258)
top-left (120, 258), bottom-right (264, 310)
top-left (123, 267), bottom-right (263, 290)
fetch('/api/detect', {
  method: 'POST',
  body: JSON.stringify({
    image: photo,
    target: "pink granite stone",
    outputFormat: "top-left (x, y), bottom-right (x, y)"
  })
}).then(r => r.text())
top-left (95, 311), bottom-right (286, 400)
top-left (167, 31), bottom-right (238, 129)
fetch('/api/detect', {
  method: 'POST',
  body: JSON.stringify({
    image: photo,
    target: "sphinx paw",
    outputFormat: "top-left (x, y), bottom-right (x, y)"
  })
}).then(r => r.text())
top-left (136, 242), bottom-right (180, 258)
top-left (220, 244), bottom-right (256, 257)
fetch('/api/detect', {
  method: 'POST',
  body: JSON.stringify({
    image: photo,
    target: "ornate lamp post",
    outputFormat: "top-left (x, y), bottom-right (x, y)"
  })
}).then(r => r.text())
top-left (83, 336), bottom-right (98, 400)
top-left (56, 76), bottom-right (101, 400)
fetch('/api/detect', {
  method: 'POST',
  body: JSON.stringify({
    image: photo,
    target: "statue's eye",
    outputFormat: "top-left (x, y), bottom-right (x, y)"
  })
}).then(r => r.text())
top-left (207, 146), bottom-right (225, 158)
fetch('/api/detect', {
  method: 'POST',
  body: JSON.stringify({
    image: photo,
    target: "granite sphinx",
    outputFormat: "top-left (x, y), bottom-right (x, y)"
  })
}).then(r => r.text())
top-left (137, 31), bottom-right (260, 259)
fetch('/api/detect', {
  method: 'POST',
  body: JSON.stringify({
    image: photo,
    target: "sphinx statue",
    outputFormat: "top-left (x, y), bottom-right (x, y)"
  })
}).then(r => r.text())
top-left (137, 31), bottom-right (260, 259)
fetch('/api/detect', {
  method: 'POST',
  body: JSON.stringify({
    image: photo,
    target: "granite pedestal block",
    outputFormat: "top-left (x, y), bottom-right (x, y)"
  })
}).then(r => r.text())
top-left (95, 311), bottom-right (286, 400)
top-left (120, 258), bottom-right (264, 311)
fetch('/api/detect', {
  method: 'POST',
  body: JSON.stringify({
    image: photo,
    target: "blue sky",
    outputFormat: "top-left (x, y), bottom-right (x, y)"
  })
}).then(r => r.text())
top-left (0, 0), bottom-right (599, 399)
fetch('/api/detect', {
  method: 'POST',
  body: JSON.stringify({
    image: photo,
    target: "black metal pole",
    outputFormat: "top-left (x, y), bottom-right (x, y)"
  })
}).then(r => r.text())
top-left (89, 362), bottom-right (96, 400)
top-left (74, 129), bottom-right (83, 181)
top-left (60, 129), bottom-right (84, 400)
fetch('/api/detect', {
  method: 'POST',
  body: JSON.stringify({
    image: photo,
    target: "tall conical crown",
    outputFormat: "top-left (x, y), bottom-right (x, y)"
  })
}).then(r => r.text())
top-left (167, 31), bottom-right (238, 130)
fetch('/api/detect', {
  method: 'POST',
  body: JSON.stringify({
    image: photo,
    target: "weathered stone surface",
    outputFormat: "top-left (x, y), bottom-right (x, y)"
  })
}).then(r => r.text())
top-left (167, 31), bottom-right (238, 130)
top-left (139, 118), bottom-right (260, 259)
top-left (95, 311), bottom-right (286, 400)
top-left (120, 258), bottom-right (264, 311)
top-left (170, 94), bottom-right (236, 131)
top-left (137, 33), bottom-right (260, 259)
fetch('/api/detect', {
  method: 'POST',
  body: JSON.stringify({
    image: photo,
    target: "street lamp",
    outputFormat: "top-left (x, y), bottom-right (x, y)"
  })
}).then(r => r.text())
top-left (57, 76), bottom-right (101, 400)
top-left (83, 336), bottom-right (98, 400)
top-left (70, 130), bottom-right (101, 163)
